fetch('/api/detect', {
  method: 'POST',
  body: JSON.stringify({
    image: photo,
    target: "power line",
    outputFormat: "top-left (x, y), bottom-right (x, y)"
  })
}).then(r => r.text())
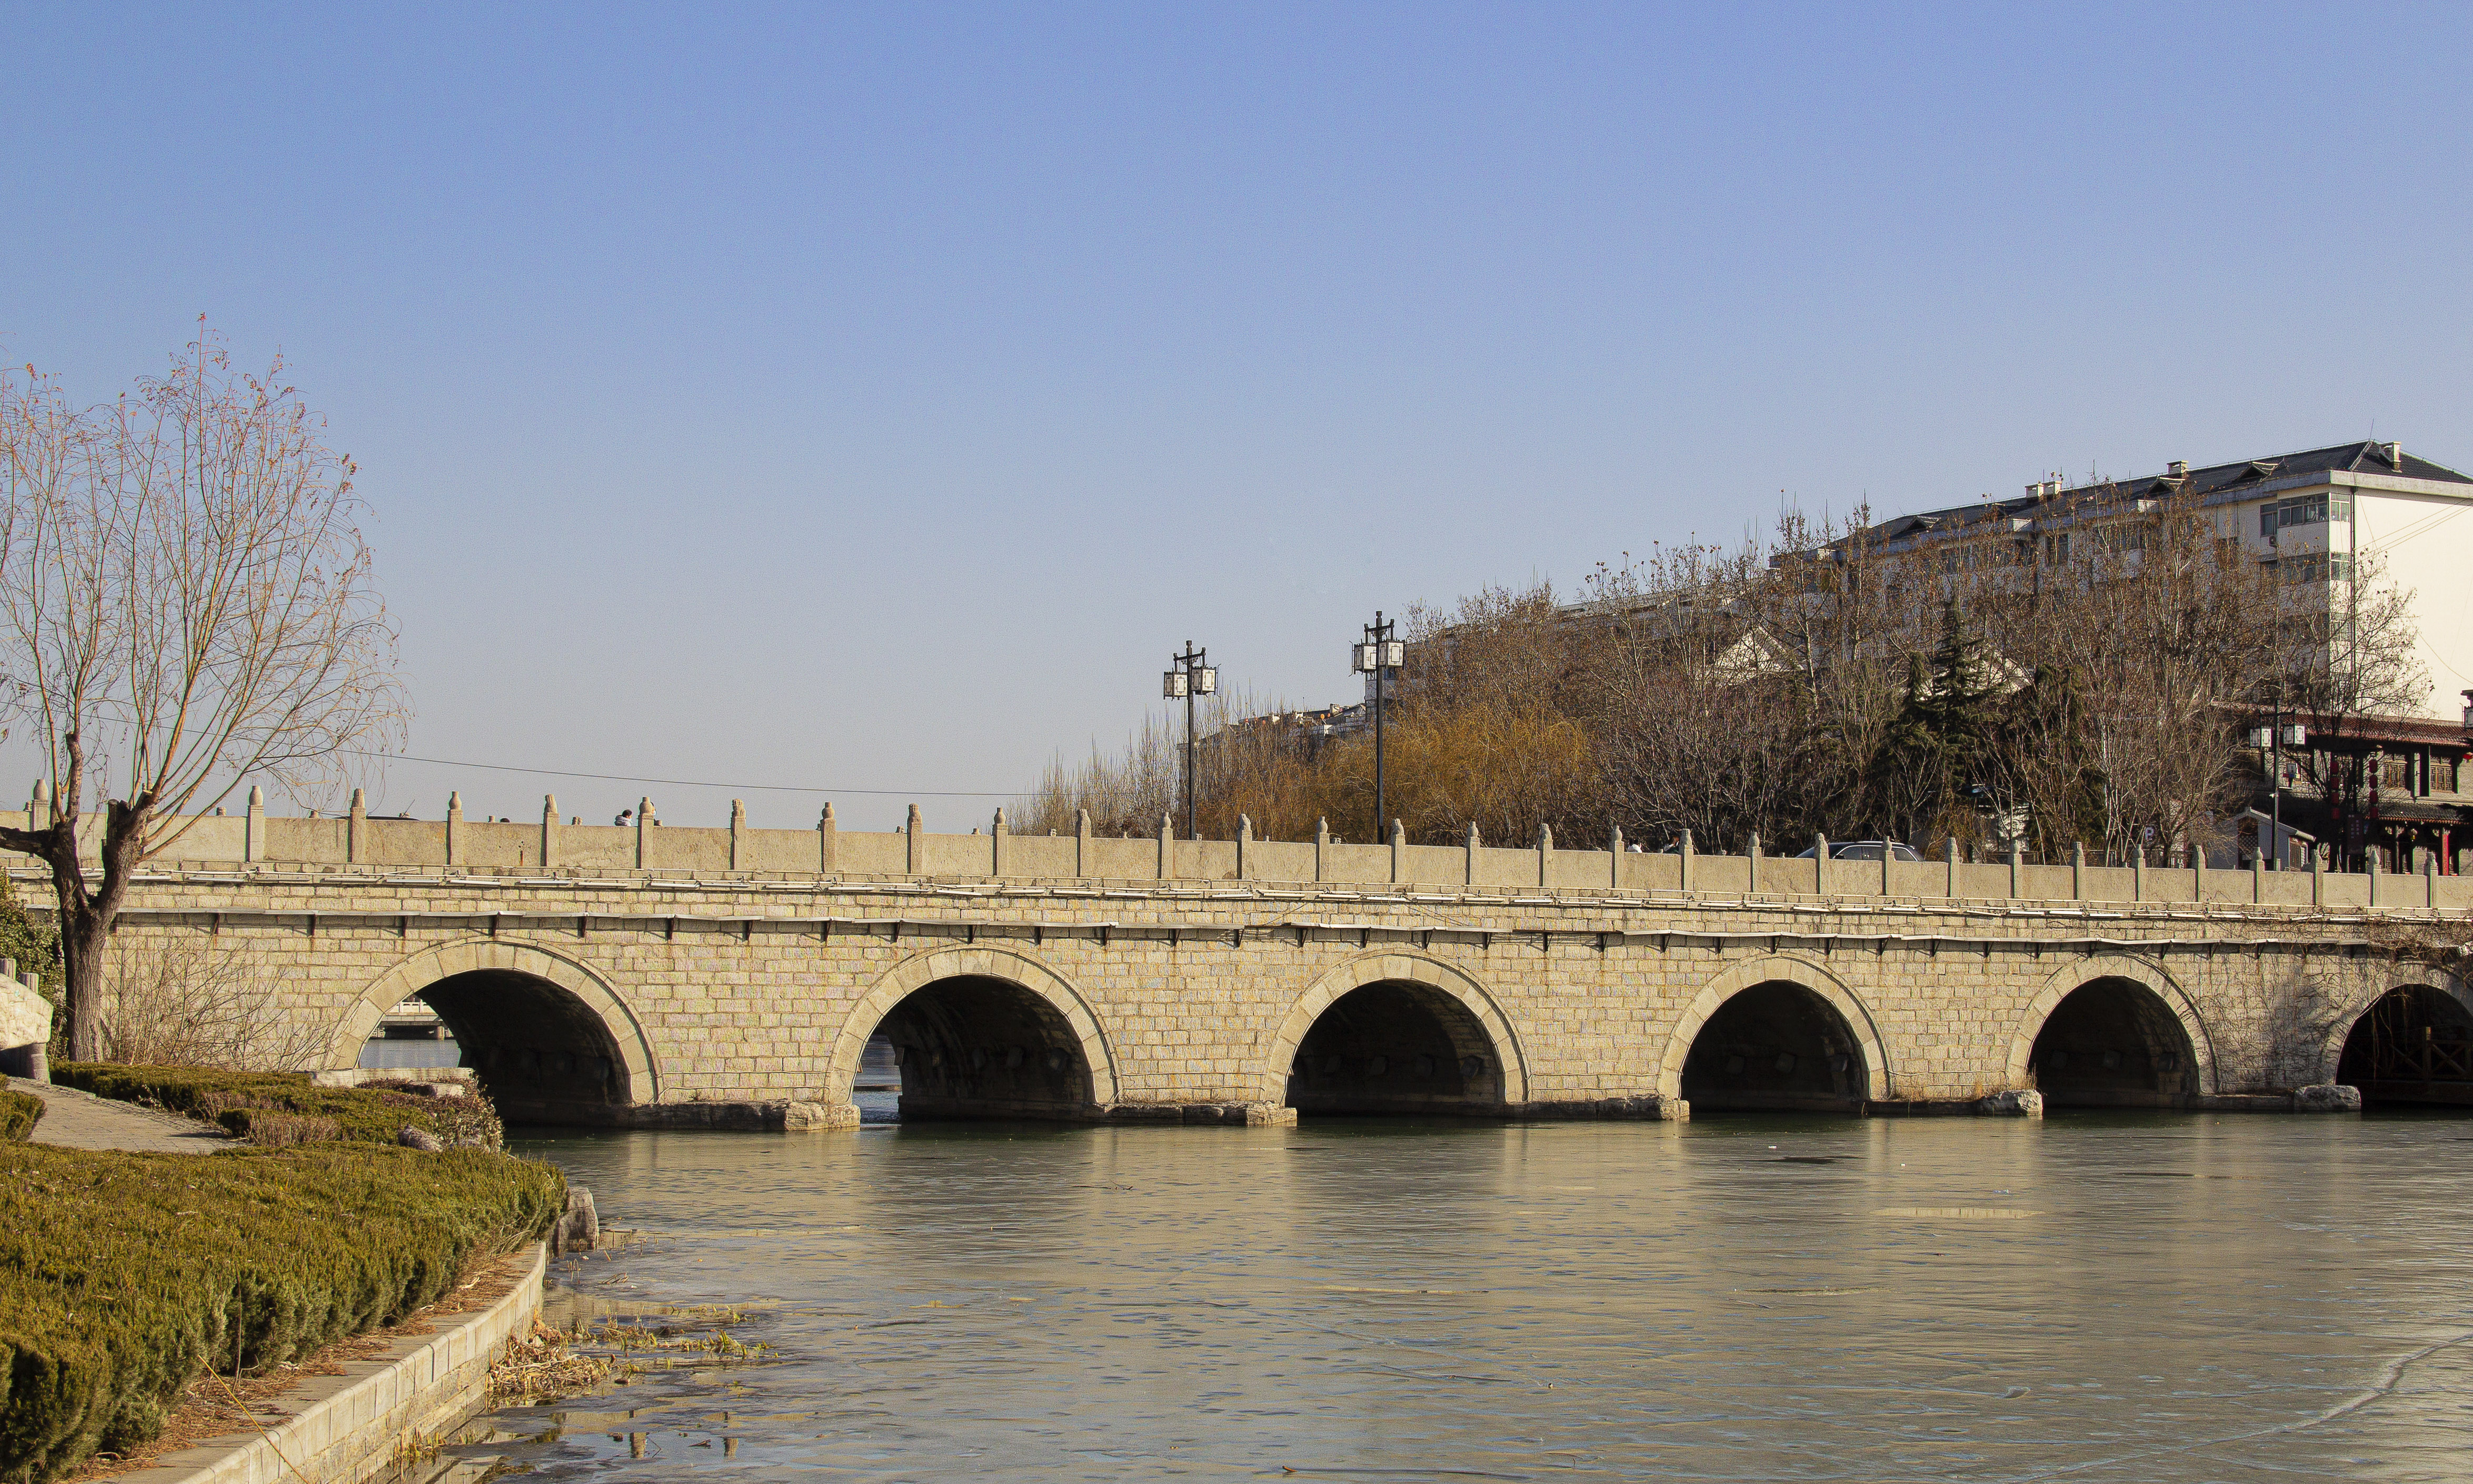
top-left (340, 749), bottom-right (1016, 798)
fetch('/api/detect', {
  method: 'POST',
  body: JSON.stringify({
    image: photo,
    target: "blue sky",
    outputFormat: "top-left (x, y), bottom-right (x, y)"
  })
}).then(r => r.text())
top-left (4, 3), bottom-right (2468, 830)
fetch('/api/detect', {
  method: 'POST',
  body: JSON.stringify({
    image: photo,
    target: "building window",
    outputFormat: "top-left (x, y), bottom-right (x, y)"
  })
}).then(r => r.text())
top-left (2379, 754), bottom-right (2410, 791)
top-left (2437, 756), bottom-right (2460, 794)
top-left (2260, 492), bottom-right (2354, 538)
top-left (2090, 522), bottom-right (2147, 555)
top-left (2266, 553), bottom-right (2354, 583)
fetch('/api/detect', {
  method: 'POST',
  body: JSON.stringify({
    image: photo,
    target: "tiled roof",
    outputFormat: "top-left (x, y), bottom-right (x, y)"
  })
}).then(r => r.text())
top-left (1854, 441), bottom-right (2470, 547)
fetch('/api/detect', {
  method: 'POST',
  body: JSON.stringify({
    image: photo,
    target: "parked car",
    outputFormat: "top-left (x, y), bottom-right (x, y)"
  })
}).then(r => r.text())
top-left (1793, 839), bottom-right (1924, 862)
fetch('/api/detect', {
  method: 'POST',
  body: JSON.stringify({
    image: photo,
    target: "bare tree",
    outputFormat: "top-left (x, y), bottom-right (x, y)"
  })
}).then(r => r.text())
top-left (97, 932), bottom-right (327, 1070)
top-left (0, 326), bottom-right (403, 1060)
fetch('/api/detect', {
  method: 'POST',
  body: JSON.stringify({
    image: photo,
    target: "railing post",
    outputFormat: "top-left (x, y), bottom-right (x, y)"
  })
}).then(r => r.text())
top-left (905, 804), bottom-right (922, 876)
top-left (1236, 814), bottom-right (1251, 880)
top-left (1947, 836), bottom-right (1960, 899)
top-left (2073, 841), bottom-right (2086, 900)
top-left (1748, 832), bottom-right (1762, 894)
top-left (1680, 829), bottom-right (1694, 894)
top-left (2428, 848), bottom-right (2439, 908)
top-left (634, 797), bottom-right (652, 870)
top-left (27, 778), bottom-right (47, 831)
top-left (1813, 832), bottom-right (1829, 895)
top-left (729, 798), bottom-right (746, 871)
top-left (2368, 847), bottom-right (2380, 908)
top-left (442, 790), bottom-right (459, 868)
top-left (2310, 840), bottom-right (2322, 906)
top-left (246, 785), bottom-right (266, 864)
top-left (537, 793), bottom-right (555, 872)
top-left (1536, 822), bottom-right (1553, 888)
top-left (1610, 825), bottom-right (1624, 888)
top-left (1315, 816), bottom-right (1329, 883)
top-left (819, 802), bottom-right (838, 875)
top-left (2008, 839), bottom-right (2022, 898)
top-left (1158, 813), bottom-right (1174, 879)
top-left (349, 788), bottom-right (367, 865)
top-left (2133, 844), bottom-right (2146, 903)
top-left (992, 807), bottom-right (1008, 877)
top-left (1393, 819), bottom-right (1407, 884)
top-left (1465, 822), bottom-right (1479, 886)
top-left (1075, 809), bottom-right (1092, 879)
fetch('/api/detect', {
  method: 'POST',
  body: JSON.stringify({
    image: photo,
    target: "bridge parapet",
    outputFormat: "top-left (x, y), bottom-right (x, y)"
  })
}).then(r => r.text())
top-left (9, 797), bottom-right (2467, 914)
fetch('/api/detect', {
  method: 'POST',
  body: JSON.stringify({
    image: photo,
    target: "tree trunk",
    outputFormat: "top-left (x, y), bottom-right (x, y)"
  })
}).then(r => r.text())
top-left (58, 904), bottom-right (105, 1061)
top-left (0, 772), bottom-right (149, 1065)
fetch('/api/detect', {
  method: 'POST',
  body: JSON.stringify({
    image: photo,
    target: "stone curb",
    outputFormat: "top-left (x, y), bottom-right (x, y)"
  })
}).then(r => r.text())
top-left (117, 1243), bottom-right (547, 1484)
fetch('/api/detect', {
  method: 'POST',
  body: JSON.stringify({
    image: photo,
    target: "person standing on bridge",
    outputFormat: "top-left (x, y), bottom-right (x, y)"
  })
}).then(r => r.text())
top-left (615, 808), bottom-right (633, 827)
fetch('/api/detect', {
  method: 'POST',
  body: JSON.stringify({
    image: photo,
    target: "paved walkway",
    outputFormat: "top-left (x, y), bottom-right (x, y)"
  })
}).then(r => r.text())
top-left (6, 1076), bottom-right (235, 1153)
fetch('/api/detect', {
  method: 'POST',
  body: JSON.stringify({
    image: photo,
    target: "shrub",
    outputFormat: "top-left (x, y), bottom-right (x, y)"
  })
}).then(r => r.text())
top-left (0, 1141), bottom-right (564, 1483)
top-left (51, 1065), bottom-right (501, 1150)
top-left (0, 1088), bottom-right (37, 1142)
top-left (221, 1110), bottom-right (341, 1148)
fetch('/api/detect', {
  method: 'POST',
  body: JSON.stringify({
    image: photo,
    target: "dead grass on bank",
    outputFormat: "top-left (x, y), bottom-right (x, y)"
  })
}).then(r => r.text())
top-left (488, 1302), bottom-right (774, 1410)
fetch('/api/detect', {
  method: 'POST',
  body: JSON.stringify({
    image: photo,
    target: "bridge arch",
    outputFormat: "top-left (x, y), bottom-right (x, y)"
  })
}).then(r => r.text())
top-left (1263, 954), bottom-right (1530, 1113)
top-left (1661, 956), bottom-right (1889, 1109)
top-left (332, 938), bottom-right (660, 1120)
top-left (2324, 971), bottom-right (2473, 1105)
top-left (2008, 957), bottom-right (2213, 1107)
top-left (829, 947), bottom-right (1119, 1119)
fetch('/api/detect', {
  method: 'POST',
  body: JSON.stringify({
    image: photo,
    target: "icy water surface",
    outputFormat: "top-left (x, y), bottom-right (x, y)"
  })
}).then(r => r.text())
top-left (477, 1114), bottom-right (2473, 1481)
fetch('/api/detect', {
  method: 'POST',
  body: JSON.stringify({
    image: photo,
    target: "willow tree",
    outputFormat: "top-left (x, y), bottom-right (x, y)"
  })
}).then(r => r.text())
top-left (0, 327), bottom-right (402, 1059)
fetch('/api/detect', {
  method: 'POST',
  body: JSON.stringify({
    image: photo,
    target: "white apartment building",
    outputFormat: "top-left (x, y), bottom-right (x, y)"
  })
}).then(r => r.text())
top-left (1852, 440), bottom-right (2472, 720)
top-left (1842, 441), bottom-right (2473, 870)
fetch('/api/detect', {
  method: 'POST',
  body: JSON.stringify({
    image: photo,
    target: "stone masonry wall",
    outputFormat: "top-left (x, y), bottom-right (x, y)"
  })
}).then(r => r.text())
top-left (71, 858), bottom-right (2469, 1124)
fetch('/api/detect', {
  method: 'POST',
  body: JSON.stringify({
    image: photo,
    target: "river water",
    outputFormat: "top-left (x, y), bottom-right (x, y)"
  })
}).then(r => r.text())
top-left (488, 1112), bottom-right (2473, 1482)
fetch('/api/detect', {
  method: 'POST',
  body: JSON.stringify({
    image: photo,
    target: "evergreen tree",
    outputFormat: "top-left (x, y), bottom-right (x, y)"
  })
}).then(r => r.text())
top-left (1868, 599), bottom-right (2001, 845)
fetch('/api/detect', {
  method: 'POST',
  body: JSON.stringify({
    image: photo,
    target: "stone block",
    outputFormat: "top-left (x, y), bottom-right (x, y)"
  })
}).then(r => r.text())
top-left (2293, 1084), bottom-right (2362, 1113)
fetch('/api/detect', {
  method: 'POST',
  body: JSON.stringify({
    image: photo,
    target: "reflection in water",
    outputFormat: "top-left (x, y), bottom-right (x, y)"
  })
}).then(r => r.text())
top-left (486, 1115), bottom-right (2473, 1481)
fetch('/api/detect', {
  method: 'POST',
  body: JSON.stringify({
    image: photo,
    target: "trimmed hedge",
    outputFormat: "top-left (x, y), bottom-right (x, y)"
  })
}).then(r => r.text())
top-left (51, 1065), bottom-right (498, 1149)
top-left (0, 1088), bottom-right (37, 1142)
top-left (0, 1141), bottom-right (564, 1484)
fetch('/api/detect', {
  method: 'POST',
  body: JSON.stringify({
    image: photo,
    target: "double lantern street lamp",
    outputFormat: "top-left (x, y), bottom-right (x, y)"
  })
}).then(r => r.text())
top-left (2246, 717), bottom-right (2309, 868)
top-left (1350, 613), bottom-right (1407, 845)
top-left (1163, 642), bottom-right (1216, 841)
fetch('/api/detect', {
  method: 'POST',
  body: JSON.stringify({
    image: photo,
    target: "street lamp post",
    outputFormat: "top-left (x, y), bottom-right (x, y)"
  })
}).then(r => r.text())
top-left (1350, 612), bottom-right (1406, 843)
top-left (2247, 703), bottom-right (2308, 868)
top-left (1162, 641), bottom-right (1216, 841)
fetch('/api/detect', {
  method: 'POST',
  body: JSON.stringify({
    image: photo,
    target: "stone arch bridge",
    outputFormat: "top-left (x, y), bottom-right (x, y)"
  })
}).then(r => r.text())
top-left (41, 797), bottom-right (2473, 1126)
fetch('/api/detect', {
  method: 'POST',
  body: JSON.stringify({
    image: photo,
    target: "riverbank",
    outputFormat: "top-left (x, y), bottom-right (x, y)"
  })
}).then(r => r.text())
top-left (0, 1119), bottom-right (566, 1483)
top-left (94, 1245), bottom-right (546, 1484)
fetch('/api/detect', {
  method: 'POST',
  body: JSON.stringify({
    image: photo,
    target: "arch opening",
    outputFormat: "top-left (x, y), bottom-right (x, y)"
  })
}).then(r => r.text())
top-left (2027, 977), bottom-right (2197, 1108)
top-left (2337, 987), bottom-right (2473, 1107)
top-left (867, 975), bottom-right (1098, 1121)
top-left (1283, 980), bottom-right (1507, 1116)
top-left (1679, 980), bottom-right (1868, 1112)
top-left (419, 969), bottom-right (630, 1124)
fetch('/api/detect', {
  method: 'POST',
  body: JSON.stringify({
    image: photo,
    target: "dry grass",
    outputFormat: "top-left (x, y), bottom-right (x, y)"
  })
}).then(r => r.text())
top-left (488, 1321), bottom-right (614, 1407)
top-left (94, 936), bottom-right (327, 1072)
top-left (486, 1303), bottom-right (773, 1411)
